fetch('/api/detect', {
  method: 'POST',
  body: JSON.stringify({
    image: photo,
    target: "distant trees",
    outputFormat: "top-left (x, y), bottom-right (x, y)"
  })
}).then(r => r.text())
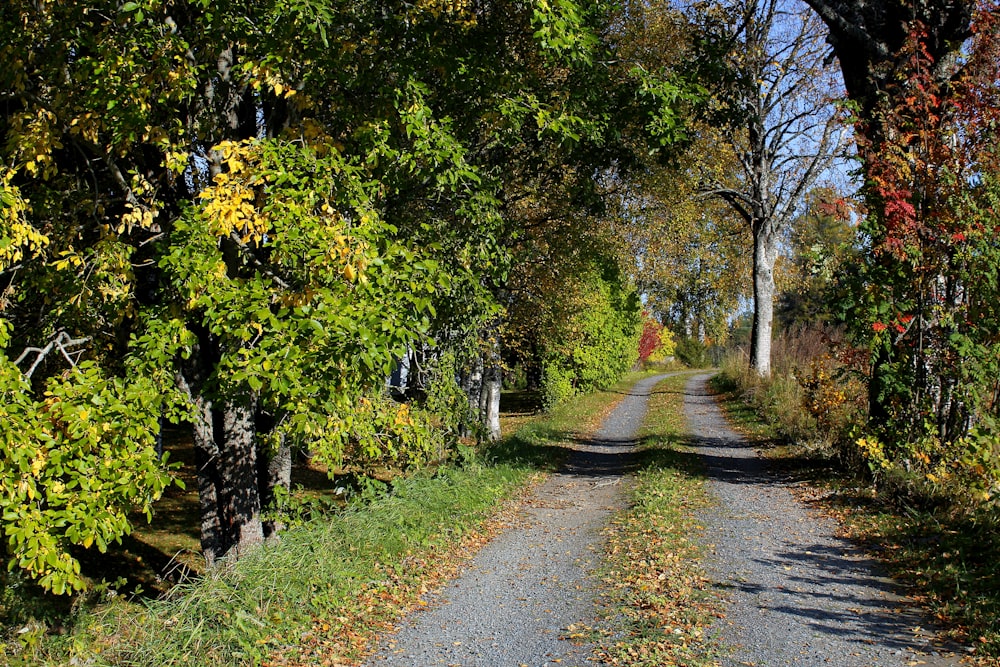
top-left (614, 127), bottom-right (750, 344)
top-left (777, 186), bottom-right (857, 328)
top-left (638, 312), bottom-right (676, 364)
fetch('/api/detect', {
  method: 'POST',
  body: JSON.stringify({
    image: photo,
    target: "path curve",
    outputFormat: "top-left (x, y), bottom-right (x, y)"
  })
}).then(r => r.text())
top-left (685, 373), bottom-right (963, 667)
top-left (365, 373), bottom-right (682, 667)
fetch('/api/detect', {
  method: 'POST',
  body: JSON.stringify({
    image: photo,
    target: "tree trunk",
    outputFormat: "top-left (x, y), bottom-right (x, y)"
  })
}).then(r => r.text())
top-left (803, 0), bottom-right (973, 137)
top-left (749, 228), bottom-right (777, 378)
top-left (195, 398), bottom-right (264, 566)
top-left (259, 437), bottom-right (291, 539)
top-left (461, 353), bottom-right (484, 439)
top-left (481, 344), bottom-right (502, 442)
top-left (177, 336), bottom-right (265, 567)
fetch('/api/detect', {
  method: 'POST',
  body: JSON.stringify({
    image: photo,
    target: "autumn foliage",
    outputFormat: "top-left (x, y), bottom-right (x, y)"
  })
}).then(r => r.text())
top-left (845, 2), bottom-right (1000, 500)
top-left (638, 311), bottom-right (676, 364)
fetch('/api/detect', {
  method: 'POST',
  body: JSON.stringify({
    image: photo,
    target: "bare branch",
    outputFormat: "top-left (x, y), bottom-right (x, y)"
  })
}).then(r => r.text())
top-left (697, 185), bottom-right (754, 225)
top-left (14, 332), bottom-right (91, 379)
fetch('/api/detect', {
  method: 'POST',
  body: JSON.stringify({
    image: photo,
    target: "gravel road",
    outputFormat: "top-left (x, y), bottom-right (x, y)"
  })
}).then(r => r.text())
top-left (365, 372), bottom-right (966, 667)
top-left (685, 372), bottom-right (964, 667)
top-left (365, 373), bottom-right (680, 667)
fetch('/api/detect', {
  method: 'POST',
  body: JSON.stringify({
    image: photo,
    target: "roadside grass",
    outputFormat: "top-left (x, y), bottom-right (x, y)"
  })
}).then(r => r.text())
top-left (593, 372), bottom-right (722, 667)
top-left (834, 496), bottom-right (1000, 664)
top-left (709, 374), bottom-right (1000, 665)
top-left (3, 372), bottom-right (653, 667)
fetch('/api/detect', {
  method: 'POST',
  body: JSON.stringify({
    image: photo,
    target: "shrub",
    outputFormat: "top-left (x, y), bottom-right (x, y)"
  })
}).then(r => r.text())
top-left (716, 325), bottom-right (862, 452)
top-left (541, 362), bottom-right (577, 411)
top-left (675, 337), bottom-right (708, 367)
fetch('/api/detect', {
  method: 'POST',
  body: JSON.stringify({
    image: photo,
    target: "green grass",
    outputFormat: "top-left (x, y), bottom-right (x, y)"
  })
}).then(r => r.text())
top-left (593, 372), bottom-right (722, 667)
top-left (3, 373), bottom-right (650, 667)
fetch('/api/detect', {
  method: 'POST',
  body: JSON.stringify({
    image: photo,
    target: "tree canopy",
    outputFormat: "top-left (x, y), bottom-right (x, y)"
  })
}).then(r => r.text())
top-left (3, 0), bottom-right (1000, 600)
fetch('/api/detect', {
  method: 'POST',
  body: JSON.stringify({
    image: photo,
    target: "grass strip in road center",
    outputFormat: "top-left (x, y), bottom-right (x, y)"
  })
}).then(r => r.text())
top-left (591, 372), bottom-right (722, 667)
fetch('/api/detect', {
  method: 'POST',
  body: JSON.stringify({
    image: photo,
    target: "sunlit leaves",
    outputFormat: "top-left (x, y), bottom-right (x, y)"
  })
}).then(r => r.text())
top-left (0, 169), bottom-right (47, 272)
top-left (532, 0), bottom-right (599, 64)
top-left (151, 136), bottom-right (450, 471)
top-left (0, 352), bottom-right (176, 594)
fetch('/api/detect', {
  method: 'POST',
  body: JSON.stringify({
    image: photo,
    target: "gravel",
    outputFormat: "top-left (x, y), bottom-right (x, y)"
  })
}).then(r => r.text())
top-left (684, 372), bottom-right (964, 667)
top-left (365, 372), bottom-right (965, 667)
top-left (365, 373), bottom-right (681, 667)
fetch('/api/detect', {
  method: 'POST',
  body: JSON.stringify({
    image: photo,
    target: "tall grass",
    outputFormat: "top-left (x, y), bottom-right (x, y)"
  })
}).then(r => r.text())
top-left (713, 326), bottom-right (861, 452)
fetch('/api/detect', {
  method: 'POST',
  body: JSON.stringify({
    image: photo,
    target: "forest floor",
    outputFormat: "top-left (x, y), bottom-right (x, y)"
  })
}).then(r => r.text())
top-left (361, 372), bottom-right (968, 667)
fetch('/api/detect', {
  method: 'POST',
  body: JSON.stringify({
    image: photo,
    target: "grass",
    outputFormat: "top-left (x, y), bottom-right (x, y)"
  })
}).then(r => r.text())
top-left (831, 496), bottom-right (1000, 664)
top-left (592, 372), bottom-right (722, 667)
top-left (710, 373), bottom-right (1000, 666)
top-left (3, 372), bottom-right (654, 666)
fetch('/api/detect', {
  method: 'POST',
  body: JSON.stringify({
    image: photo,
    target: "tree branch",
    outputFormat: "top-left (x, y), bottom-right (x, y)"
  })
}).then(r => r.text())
top-left (697, 185), bottom-right (754, 226)
top-left (227, 232), bottom-right (291, 290)
top-left (801, 0), bottom-right (887, 58)
top-left (14, 331), bottom-right (91, 379)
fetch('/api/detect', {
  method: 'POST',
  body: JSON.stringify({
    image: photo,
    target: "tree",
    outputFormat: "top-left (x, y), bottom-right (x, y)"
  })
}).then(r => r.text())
top-left (1, 0), bottom-right (471, 579)
top-left (501, 167), bottom-right (646, 408)
top-left (777, 185), bottom-right (857, 328)
top-left (804, 0), bottom-right (1000, 457)
top-left (615, 125), bottom-right (751, 343)
top-left (835, 8), bottom-right (1000, 477)
top-left (695, 0), bottom-right (845, 377)
top-left (1, 0), bottom-right (653, 589)
top-left (802, 0), bottom-right (973, 138)
top-left (638, 311), bottom-right (677, 363)
top-left (524, 255), bottom-right (641, 410)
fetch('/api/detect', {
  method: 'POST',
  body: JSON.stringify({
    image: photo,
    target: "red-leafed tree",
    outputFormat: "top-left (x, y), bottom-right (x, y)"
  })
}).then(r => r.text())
top-left (639, 313), bottom-right (663, 362)
top-left (835, 3), bottom-right (1000, 491)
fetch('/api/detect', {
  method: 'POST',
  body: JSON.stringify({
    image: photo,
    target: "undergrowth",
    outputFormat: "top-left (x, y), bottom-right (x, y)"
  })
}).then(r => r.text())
top-left (3, 372), bottom-right (654, 666)
top-left (594, 372), bottom-right (721, 666)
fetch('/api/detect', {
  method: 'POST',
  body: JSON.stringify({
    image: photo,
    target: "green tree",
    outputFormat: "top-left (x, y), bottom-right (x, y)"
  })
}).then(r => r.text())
top-left (534, 257), bottom-right (642, 409)
top-left (1, 0), bottom-right (665, 589)
top-left (615, 126), bottom-right (750, 344)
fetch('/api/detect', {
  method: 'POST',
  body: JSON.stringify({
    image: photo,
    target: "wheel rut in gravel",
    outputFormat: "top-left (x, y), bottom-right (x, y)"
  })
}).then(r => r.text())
top-left (685, 372), bottom-right (964, 667)
top-left (365, 372), bottom-right (684, 667)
